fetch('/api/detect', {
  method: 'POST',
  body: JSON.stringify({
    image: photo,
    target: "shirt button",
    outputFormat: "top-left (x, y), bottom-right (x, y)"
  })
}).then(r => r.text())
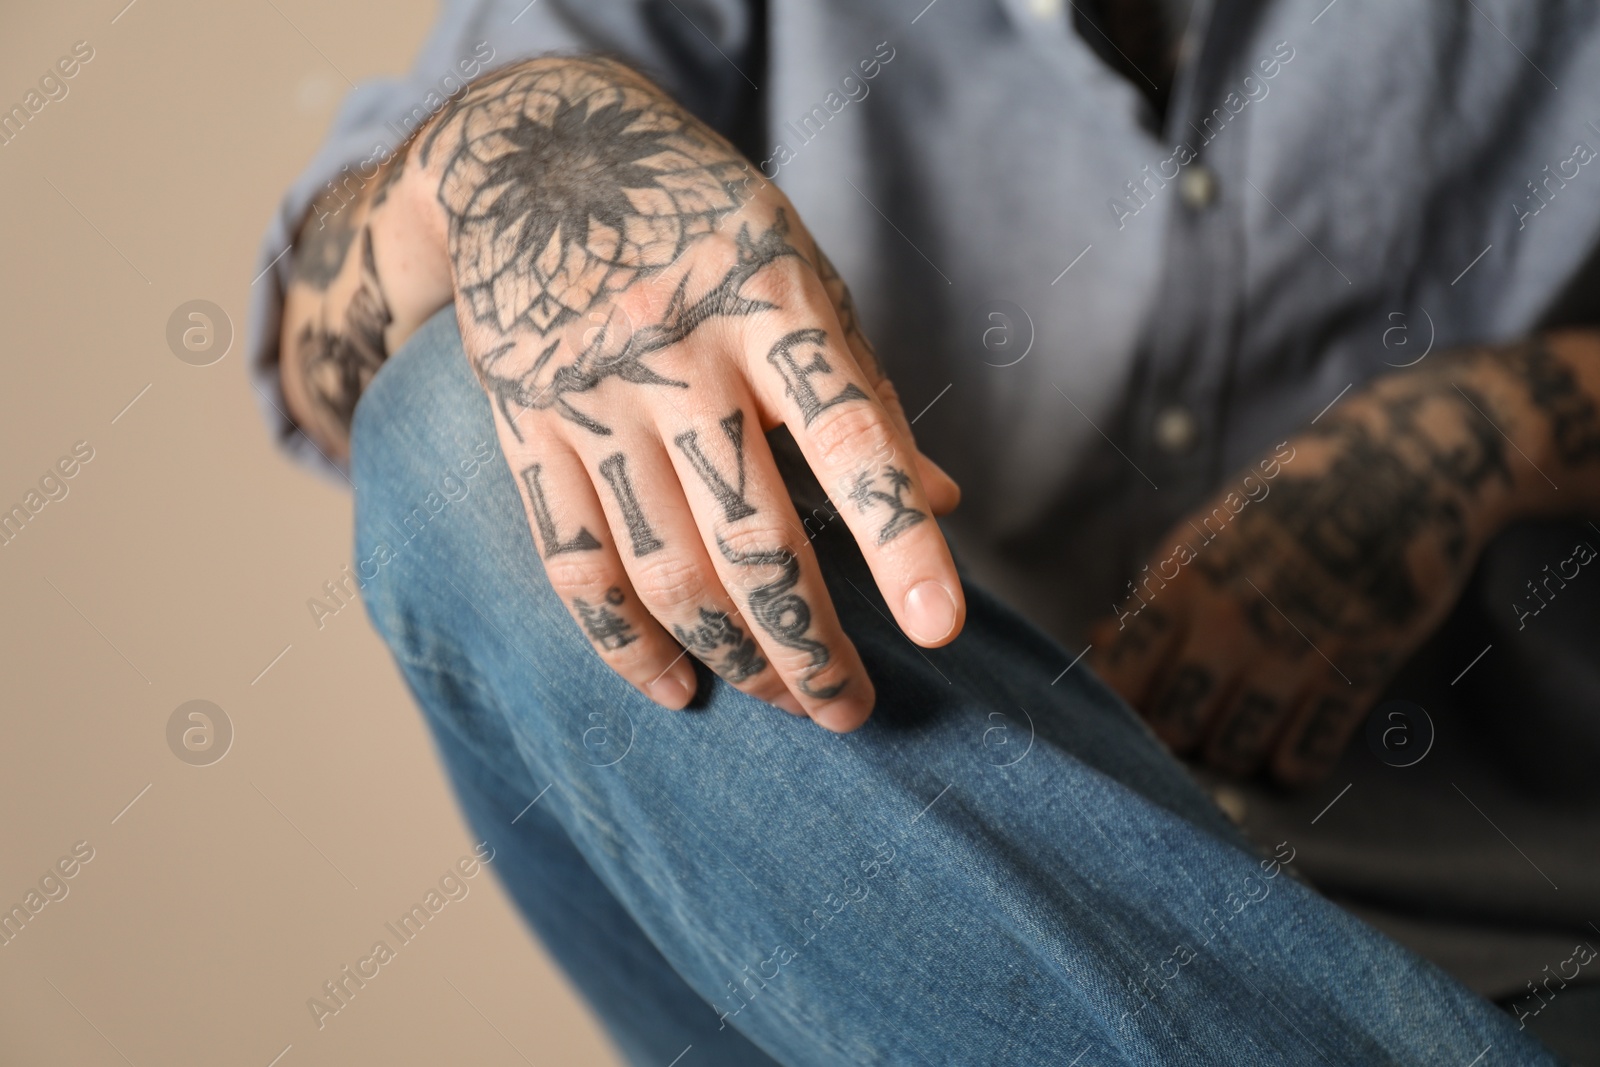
top-left (1153, 405), bottom-right (1198, 454)
top-left (1178, 164), bottom-right (1218, 210)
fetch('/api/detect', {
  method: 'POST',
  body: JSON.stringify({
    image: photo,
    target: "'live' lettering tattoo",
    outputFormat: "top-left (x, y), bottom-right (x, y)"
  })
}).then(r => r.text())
top-left (675, 410), bottom-right (757, 522)
top-left (766, 328), bottom-right (870, 426)
top-left (521, 463), bottom-right (602, 555)
top-left (598, 453), bottom-right (663, 557)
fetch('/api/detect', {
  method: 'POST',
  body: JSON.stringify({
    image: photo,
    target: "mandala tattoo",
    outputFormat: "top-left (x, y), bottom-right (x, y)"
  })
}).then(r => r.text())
top-left (423, 57), bottom-right (794, 436)
top-left (847, 464), bottom-right (926, 545)
top-left (716, 538), bottom-right (844, 700)
top-left (674, 607), bottom-right (766, 683)
top-left (297, 229), bottom-right (392, 434)
top-left (574, 587), bottom-right (637, 651)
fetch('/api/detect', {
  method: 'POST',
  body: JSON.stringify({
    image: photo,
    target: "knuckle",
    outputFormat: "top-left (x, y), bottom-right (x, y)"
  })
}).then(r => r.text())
top-left (541, 554), bottom-right (616, 595)
top-left (715, 522), bottom-right (807, 566)
top-left (808, 405), bottom-right (897, 473)
top-left (629, 552), bottom-right (708, 612)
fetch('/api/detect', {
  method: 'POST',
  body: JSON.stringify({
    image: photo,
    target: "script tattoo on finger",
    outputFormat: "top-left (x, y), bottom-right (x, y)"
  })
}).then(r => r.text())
top-left (597, 453), bottom-right (663, 557)
top-left (297, 229), bottom-right (392, 434)
top-left (847, 464), bottom-right (926, 544)
top-left (574, 587), bottom-right (637, 651)
top-left (422, 56), bottom-right (797, 436)
top-left (674, 607), bottom-right (766, 683)
top-left (767, 329), bottom-right (870, 426)
top-left (717, 538), bottom-right (845, 700)
top-left (675, 410), bottom-right (757, 522)
top-left (521, 463), bottom-right (602, 555)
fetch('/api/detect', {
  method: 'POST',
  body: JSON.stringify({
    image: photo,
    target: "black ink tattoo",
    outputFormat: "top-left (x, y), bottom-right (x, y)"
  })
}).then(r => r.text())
top-left (716, 538), bottom-right (844, 700)
top-left (766, 328), bottom-right (870, 426)
top-left (675, 410), bottom-right (757, 523)
top-left (291, 202), bottom-right (357, 290)
top-left (1502, 340), bottom-right (1600, 467)
top-left (847, 464), bottom-right (926, 545)
top-left (297, 229), bottom-right (392, 434)
top-left (674, 606), bottom-right (766, 683)
top-left (521, 463), bottom-right (602, 555)
top-left (1150, 663), bottom-right (1212, 738)
top-left (1200, 384), bottom-right (1511, 686)
top-left (423, 58), bottom-right (797, 437)
top-left (1211, 691), bottom-right (1283, 766)
top-left (1291, 695), bottom-right (1353, 771)
top-left (598, 452), bottom-right (663, 556)
top-left (574, 587), bottom-right (637, 651)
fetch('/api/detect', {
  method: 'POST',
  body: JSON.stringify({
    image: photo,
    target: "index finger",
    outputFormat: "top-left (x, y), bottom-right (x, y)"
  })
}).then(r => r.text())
top-left (747, 300), bottom-right (966, 648)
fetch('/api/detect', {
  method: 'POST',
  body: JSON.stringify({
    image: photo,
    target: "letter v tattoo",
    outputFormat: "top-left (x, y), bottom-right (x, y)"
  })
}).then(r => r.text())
top-left (675, 410), bottom-right (758, 522)
top-left (522, 464), bottom-right (602, 554)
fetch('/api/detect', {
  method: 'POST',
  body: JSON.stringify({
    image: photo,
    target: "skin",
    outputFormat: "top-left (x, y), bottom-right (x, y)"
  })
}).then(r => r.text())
top-left (279, 56), bottom-right (964, 731)
top-left (1089, 337), bottom-right (1600, 784)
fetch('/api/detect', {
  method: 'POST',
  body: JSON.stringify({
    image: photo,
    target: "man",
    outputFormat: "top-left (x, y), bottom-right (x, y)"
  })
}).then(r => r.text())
top-left (252, 0), bottom-right (1600, 1061)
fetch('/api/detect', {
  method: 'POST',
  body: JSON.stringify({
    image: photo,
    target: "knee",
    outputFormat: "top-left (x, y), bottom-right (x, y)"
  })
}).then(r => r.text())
top-left (347, 309), bottom-right (532, 672)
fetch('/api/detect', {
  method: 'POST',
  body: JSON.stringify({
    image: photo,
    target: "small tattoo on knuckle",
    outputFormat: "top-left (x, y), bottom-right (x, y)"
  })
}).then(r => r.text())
top-left (574, 586), bottom-right (638, 652)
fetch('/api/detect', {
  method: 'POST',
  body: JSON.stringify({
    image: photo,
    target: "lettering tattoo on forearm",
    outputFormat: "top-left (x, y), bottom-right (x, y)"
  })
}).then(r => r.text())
top-left (296, 229), bottom-right (392, 434)
top-left (598, 452), bottom-right (663, 557)
top-left (717, 538), bottom-right (845, 700)
top-left (675, 410), bottom-right (757, 522)
top-left (521, 463), bottom-right (602, 555)
top-left (421, 57), bottom-right (799, 436)
top-left (766, 329), bottom-right (870, 425)
top-left (847, 464), bottom-right (926, 544)
top-left (674, 606), bottom-right (766, 683)
top-left (573, 587), bottom-right (636, 651)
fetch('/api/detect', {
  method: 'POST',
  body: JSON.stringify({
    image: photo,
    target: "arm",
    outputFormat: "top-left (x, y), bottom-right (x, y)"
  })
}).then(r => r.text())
top-left (279, 55), bottom-right (964, 728)
top-left (1090, 330), bottom-right (1600, 784)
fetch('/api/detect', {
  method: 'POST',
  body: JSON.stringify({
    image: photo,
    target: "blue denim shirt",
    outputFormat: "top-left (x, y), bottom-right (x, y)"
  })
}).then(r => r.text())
top-left (250, 0), bottom-right (1600, 1000)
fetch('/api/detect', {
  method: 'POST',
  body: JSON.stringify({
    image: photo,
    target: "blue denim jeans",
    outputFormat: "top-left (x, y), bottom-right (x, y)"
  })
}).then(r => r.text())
top-left (348, 309), bottom-right (1557, 1066)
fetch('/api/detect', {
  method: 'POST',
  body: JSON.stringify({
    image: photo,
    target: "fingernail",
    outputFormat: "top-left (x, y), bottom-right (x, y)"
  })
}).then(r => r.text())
top-left (771, 692), bottom-right (806, 715)
top-left (902, 580), bottom-right (957, 644)
top-left (648, 670), bottom-right (693, 710)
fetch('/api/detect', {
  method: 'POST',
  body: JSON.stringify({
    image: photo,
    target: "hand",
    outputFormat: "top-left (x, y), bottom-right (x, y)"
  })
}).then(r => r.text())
top-left (284, 56), bottom-right (964, 730)
top-left (1087, 341), bottom-right (1598, 784)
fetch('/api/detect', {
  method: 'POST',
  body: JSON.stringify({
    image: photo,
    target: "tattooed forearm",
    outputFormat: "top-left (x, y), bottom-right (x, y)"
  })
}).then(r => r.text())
top-left (574, 587), bottom-right (637, 650)
top-left (296, 229), bottom-right (393, 434)
top-left (847, 464), bottom-right (926, 544)
top-left (521, 463), bottom-right (602, 555)
top-left (717, 538), bottom-right (844, 699)
top-left (675, 410), bottom-right (757, 522)
top-left (674, 607), bottom-right (766, 682)
top-left (598, 453), bottom-right (663, 557)
top-left (1499, 339), bottom-right (1600, 468)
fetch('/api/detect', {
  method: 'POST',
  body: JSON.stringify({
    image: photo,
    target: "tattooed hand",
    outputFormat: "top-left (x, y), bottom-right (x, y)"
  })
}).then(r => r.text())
top-left (279, 56), bottom-right (963, 730)
top-left (1088, 335), bottom-right (1600, 784)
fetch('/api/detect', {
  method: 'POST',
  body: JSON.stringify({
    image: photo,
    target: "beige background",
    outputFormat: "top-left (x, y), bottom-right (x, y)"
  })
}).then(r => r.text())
top-left (0, 2), bottom-right (620, 1063)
